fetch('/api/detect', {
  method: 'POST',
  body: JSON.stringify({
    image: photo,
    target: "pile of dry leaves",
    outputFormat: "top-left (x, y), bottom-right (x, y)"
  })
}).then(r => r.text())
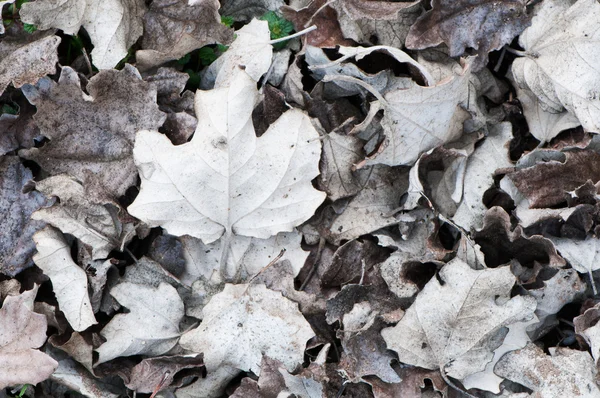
top-left (2, 0), bottom-right (600, 397)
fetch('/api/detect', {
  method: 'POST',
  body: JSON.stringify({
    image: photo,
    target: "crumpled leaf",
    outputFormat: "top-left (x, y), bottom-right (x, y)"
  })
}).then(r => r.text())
top-left (33, 175), bottom-right (135, 260)
top-left (0, 156), bottom-right (49, 276)
top-left (201, 19), bottom-right (272, 89)
top-left (20, 0), bottom-right (145, 69)
top-left (20, 65), bottom-right (166, 202)
top-left (406, 0), bottom-right (531, 71)
top-left (575, 303), bottom-right (600, 365)
top-left (507, 150), bottom-right (600, 209)
top-left (365, 60), bottom-right (470, 167)
top-left (96, 282), bottom-right (184, 364)
top-left (0, 290), bottom-right (58, 389)
top-left (511, 0), bottom-right (600, 132)
top-left (128, 69), bottom-right (325, 272)
top-left (32, 226), bottom-right (97, 332)
top-left (0, 31), bottom-right (60, 96)
top-left (495, 343), bottom-right (600, 397)
top-left (136, 0), bottom-right (233, 71)
top-left (179, 283), bottom-right (314, 392)
top-left (125, 354), bottom-right (204, 393)
top-left (381, 258), bottom-right (536, 379)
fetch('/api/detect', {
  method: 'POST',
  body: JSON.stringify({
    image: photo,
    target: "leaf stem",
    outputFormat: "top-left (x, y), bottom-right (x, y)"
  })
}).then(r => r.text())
top-left (267, 25), bottom-right (317, 44)
top-left (503, 45), bottom-right (528, 57)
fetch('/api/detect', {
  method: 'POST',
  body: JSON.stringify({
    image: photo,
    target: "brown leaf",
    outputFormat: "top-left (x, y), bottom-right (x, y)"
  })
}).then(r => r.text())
top-left (365, 367), bottom-right (447, 398)
top-left (0, 156), bottom-right (49, 276)
top-left (0, 93), bottom-right (41, 155)
top-left (405, 0), bottom-right (531, 70)
top-left (137, 0), bottom-right (233, 70)
top-left (20, 65), bottom-right (166, 202)
top-left (0, 290), bottom-right (58, 389)
top-left (125, 354), bottom-right (205, 393)
top-left (0, 30), bottom-right (60, 96)
top-left (282, 0), bottom-right (353, 48)
top-left (508, 150), bottom-right (600, 208)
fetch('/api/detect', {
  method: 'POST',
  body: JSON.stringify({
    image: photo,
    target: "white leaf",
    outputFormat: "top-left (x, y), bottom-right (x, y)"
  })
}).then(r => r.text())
top-left (33, 226), bottom-right (97, 332)
top-left (511, 0), bottom-right (600, 132)
top-left (20, 0), bottom-right (145, 69)
top-left (179, 283), bottom-right (314, 376)
top-left (95, 282), bottom-right (184, 364)
top-left (550, 237), bottom-right (600, 294)
top-left (128, 69), bottom-right (325, 249)
top-left (381, 258), bottom-right (536, 379)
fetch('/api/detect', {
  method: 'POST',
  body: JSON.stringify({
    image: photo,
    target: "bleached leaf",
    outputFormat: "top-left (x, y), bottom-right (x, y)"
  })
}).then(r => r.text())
top-left (495, 343), bottom-right (600, 397)
top-left (21, 0), bottom-right (145, 69)
top-left (0, 290), bottom-right (58, 389)
top-left (0, 33), bottom-right (60, 96)
top-left (33, 175), bottom-right (134, 260)
top-left (550, 237), bottom-right (600, 293)
top-left (179, 283), bottom-right (314, 376)
top-left (96, 282), bottom-right (184, 364)
top-left (180, 230), bottom-right (308, 285)
top-left (365, 61), bottom-right (470, 167)
top-left (128, 69), bottom-right (325, 260)
top-left (33, 226), bottom-right (97, 332)
top-left (201, 19), bottom-right (273, 89)
top-left (511, 0), bottom-right (600, 132)
top-left (381, 258), bottom-right (536, 379)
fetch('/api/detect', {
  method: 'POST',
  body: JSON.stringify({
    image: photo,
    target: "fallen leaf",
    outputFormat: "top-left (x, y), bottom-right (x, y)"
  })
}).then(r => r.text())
top-left (332, 0), bottom-right (421, 49)
top-left (0, 93), bottom-right (42, 155)
top-left (125, 354), bottom-right (204, 393)
top-left (406, 0), bottom-right (531, 71)
top-left (136, 0), bottom-right (233, 71)
top-left (128, 68), bottom-right (325, 275)
top-left (495, 343), bottom-right (600, 397)
top-left (33, 175), bottom-right (134, 260)
top-left (328, 165), bottom-right (409, 244)
top-left (20, 65), bottom-right (166, 202)
top-left (550, 236), bottom-right (600, 294)
top-left (0, 32), bottom-right (60, 96)
top-left (511, 0), bottom-right (600, 132)
top-left (179, 283), bottom-right (314, 391)
top-left (201, 19), bottom-right (272, 89)
top-left (0, 290), bottom-right (58, 389)
top-left (95, 282), bottom-right (184, 364)
top-left (20, 0), bottom-right (145, 69)
top-left (32, 226), bottom-right (97, 332)
top-left (220, 0), bottom-right (284, 21)
top-left (507, 150), bottom-right (600, 209)
top-left (381, 258), bottom-right (536, 379)
top-left (365, 60), bottom-right (470, 167)
top-left (0, 0), bottom-right (15, 34)
top-left (0, 156), bottom-right (49, 276)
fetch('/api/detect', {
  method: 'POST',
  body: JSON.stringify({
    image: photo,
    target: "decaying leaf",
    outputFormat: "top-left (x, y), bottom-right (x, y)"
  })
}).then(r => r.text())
top-left (0, 156), bottom-right (49, 276)
top-left (20, 0), bottom-right (145, 69)
top-left (136, 0), bottom-right (233, 70)
top-left (96, 282), bottom-right (184, 364)
top-left (511, 0), bottom-right (600, 132)
top-left (220, 0), bottom-right (284, 21)
top-left (0, 32), bottom-right (60, 96)
top-left (125, 354), bottom-right (205, 393)
top-left (20, 65), bottom-right (166, 202)
top-left (128, 68), bottom-right (324, 274)
top-left (0, 290), bottom-right (58, 389)
top-left (495, 343), bottom-right (600, 397)
top-left (33, 175), bottom-right (134, 260)
top-left (382, 258), bottom-right (536, 379)
top-left (33, 226), bottom-right (97, 332)
top-left (179, 283), bottom-right (314, 393)
top-left (406, 0), bottom-right (531, 71)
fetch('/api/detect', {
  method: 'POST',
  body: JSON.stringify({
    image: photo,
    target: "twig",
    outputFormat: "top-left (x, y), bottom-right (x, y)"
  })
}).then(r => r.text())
top-left (304, 0), bottom-right (338, 28)
top-left (440, 368), bottom-right (478, 398)
top-left (247, 249), bottom-right (286, 285)
top-left (503, 45), bottom-right (528, 57)
top-left (267, 25), bottom-right (317, 45)
top-left (300, 237), bottom-right (326, 291)
top-left (81, 46), bottom-right (94, 77)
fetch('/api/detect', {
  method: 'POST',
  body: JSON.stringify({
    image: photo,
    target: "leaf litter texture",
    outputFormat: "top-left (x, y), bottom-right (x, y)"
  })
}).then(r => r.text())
top-left (5, 1), bottom-right (600, 397)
